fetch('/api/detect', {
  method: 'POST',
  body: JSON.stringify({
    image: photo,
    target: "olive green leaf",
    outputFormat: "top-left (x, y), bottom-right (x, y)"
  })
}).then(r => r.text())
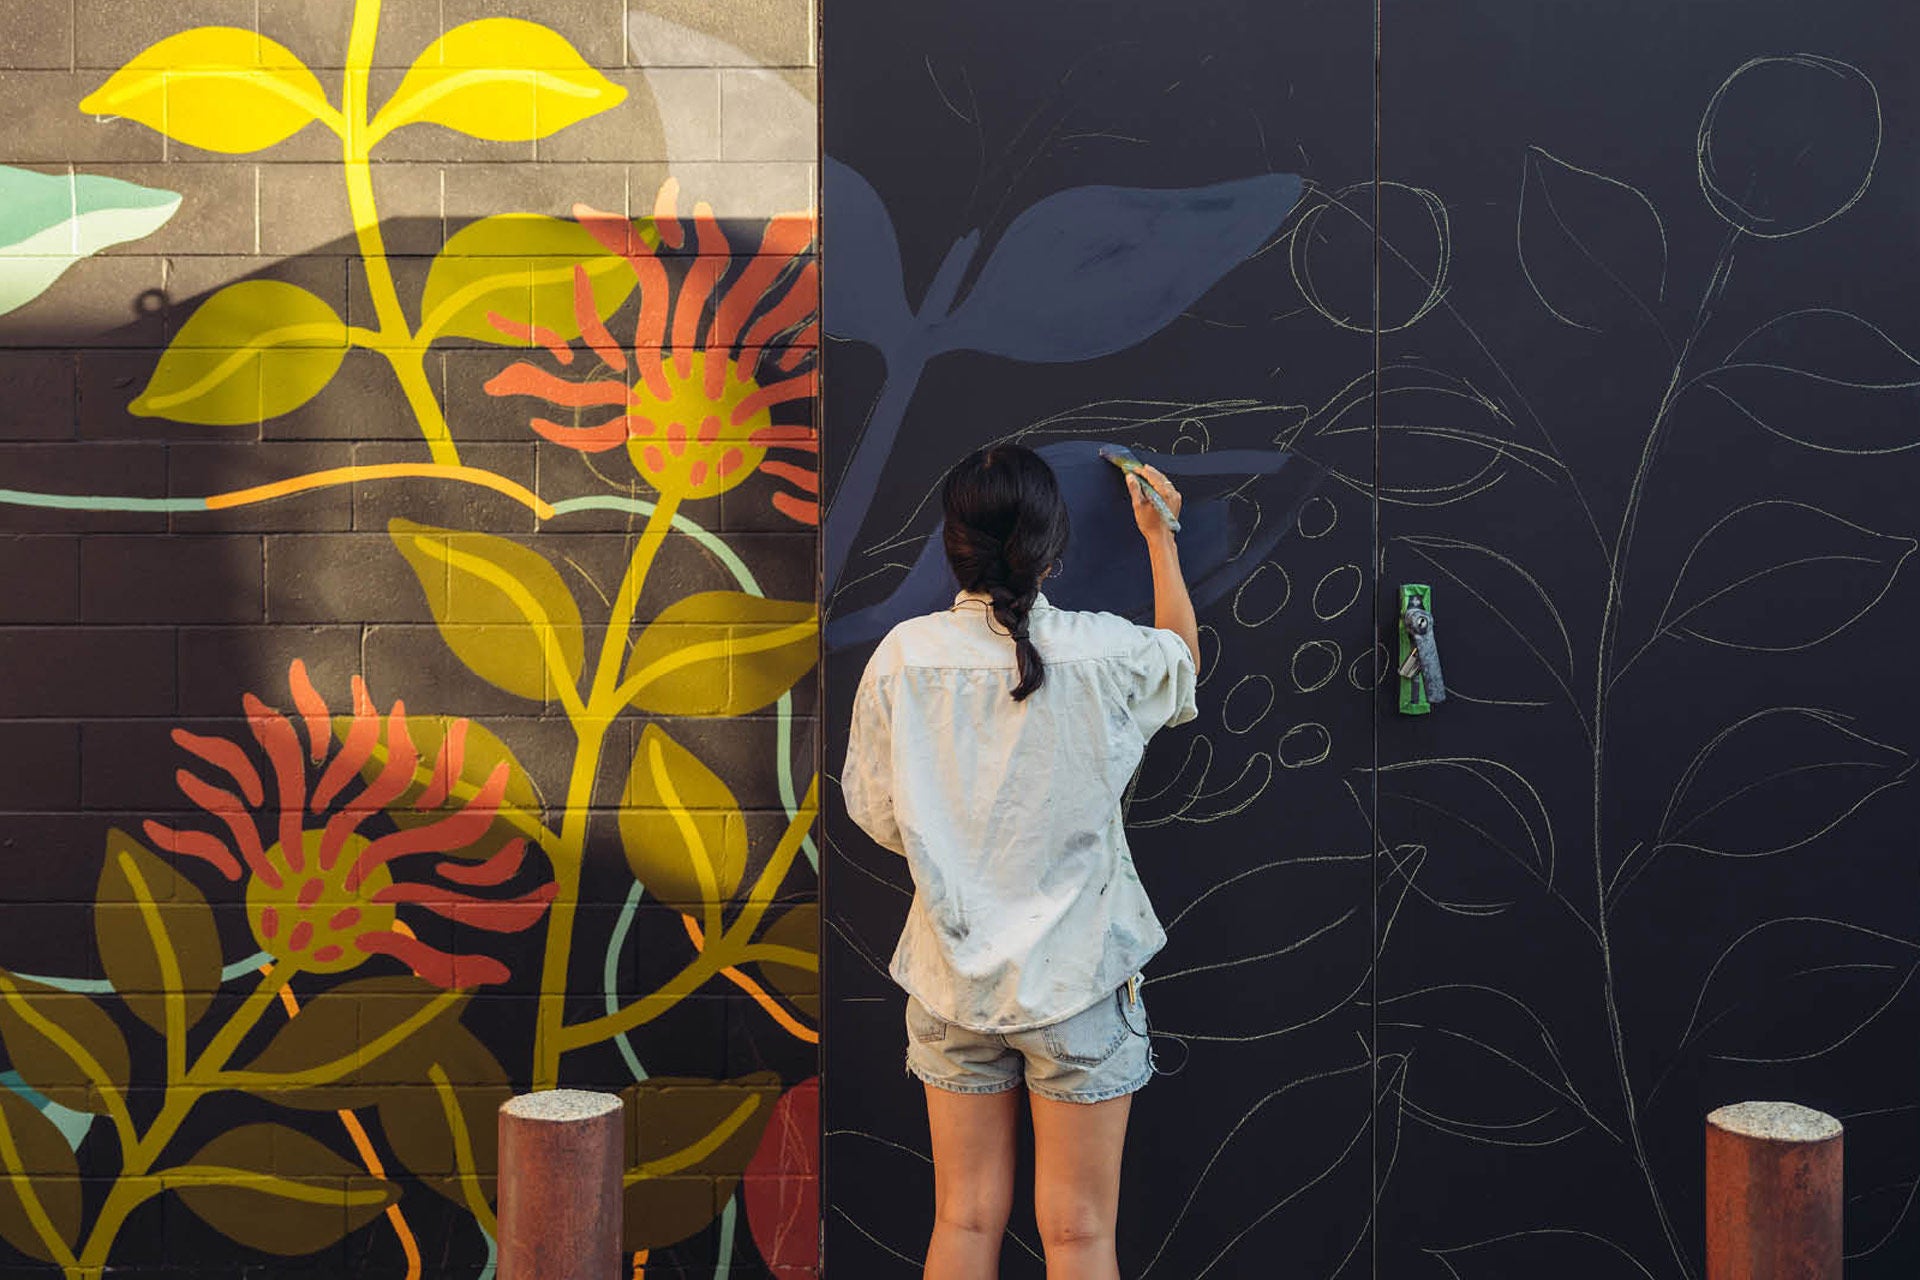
top-left (237, 975), bottom-right (465, 1107)
top-left (169, 1124), bottom-right (394, 1255)
top-left (623, 593), bottom-right (818, 717)
top-left (417, 213), bottom-right (633, 346)
top-left (390, 518), bottom-right (587, 705)
top-left (619, 725), bottom-right (748, 912)
top-left (0, 1088), bottom-right (80, 1263)
top-left (0, 975), bottom-right (129, 1114)
top-left (622, 1072), bottom-right (783, 1251)
top-left (97, 828), bottom-right (221, 1038)
top-left (129, 279), bottom-right (349, 425)
top-left (752, 904), bottom-right (819, 1022)
top-left (375, 1018), bottom-right (511, 1213)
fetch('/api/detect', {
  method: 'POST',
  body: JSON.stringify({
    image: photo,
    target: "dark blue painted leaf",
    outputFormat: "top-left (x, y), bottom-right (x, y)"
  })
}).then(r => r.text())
top-left (821, 157), bottom-right (913, 353)
top-left (824, 441), bottom-right (1323, 652)
top-left (932, 173), bottom-right (1305, 363)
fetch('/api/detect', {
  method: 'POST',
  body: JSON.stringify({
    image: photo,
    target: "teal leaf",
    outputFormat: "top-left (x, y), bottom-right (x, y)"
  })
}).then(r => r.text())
top-left (0, 166), bottom-right (181, 316)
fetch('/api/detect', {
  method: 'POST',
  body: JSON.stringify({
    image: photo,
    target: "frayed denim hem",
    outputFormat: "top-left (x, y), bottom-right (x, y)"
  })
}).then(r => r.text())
top-left (1026, 1064), bottom-right (1152, 1106)
top-left (905, 1059), bottom-right (1024, 1096)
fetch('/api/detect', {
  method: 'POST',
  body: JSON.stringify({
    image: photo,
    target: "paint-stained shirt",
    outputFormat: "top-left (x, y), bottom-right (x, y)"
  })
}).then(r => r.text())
top-left (842, 591), bottom-right (1199, 1033)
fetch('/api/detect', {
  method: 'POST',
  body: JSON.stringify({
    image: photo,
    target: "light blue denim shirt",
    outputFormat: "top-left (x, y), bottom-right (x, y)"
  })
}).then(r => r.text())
top-left (842, 591), bottom-right (1199, 1032)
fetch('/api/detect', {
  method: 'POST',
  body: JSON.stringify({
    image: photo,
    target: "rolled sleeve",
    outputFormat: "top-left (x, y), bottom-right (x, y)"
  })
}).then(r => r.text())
top-left (843, 662), bottom-right (906, 854)
top-left (1124, 626), bottom-right (1199, 737)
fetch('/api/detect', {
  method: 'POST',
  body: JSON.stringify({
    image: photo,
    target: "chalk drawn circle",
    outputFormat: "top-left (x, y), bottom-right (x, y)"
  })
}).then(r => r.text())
top-left (1172, 417), bottom-right (1211, 454)
top-left (1278, 722), bottom-right (1332, 769)
top-left (1232, 562), bottom-right (1290, 627)
top-left (1697, 55), bottom-right (1882, 239)
top-left (1349, 642), bottom-right (1389, 690)
top-left (1222, 675), bottom-right (1277, 734)
top-left (1292, 640), bottom-right (1343, 693)
top-left (1195, 625), bottom-right (1223, 687)
top-left (1291, 181), bottom-right (1450, 334)
top-left (1296, 495), bottom-right (1338, 540)
top-left (1312, 564), bottom-right (1363, 621)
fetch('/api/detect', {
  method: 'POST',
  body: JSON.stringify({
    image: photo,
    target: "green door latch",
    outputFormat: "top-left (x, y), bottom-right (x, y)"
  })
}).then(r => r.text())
top-left (1397, 583), bottom-right (1446, 715)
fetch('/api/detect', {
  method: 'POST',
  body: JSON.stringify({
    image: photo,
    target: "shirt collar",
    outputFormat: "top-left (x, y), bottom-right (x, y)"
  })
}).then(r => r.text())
top-left (953, 590), bottom-right (1052, 611)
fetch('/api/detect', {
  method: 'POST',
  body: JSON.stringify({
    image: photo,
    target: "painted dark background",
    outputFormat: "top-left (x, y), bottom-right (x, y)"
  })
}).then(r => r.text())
top-left (820, 1), bottom-right (1920, 1277)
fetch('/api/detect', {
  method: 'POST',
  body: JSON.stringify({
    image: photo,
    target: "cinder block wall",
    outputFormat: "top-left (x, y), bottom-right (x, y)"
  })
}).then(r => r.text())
top-left (0, 1), bottom-right (819, 1275)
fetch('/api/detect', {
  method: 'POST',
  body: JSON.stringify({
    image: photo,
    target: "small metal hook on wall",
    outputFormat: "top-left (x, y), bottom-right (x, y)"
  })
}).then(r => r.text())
top-left (1397, 583), bottom-right (1446, 714)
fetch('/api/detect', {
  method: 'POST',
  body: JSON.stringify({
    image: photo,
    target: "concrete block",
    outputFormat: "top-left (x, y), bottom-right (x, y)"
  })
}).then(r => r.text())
top-left (0, 351), bottom-right (77, 441)
top-left (91, 161), bottom-right (257, 256)
top-left (264, 345), bottom-right (442, 443)
top-left (0, 536), bottom-right (80, 622)
top-left (0, 721), bottom-right (79, 810)
top-left (443, 162), bottom-right (624, 227)
top-left (0, 626), bottom-right (175, 714)
top-left (0, 0), bottom-right (74, 70)
top-left (80, 533), bottom-right (264, 622)
top-left (168, 440), bottom-right (356, 531)
top-left (644, 161), bottom-right (813, 222)
top-left (4, 71), bottom-right (163, 163)
top-left (351, 440), bottom-right (539, 532)
top-left (0, 252), bottom-right (166, 348)
top-left (627, 0), bottom-right (815, 70)
top-left (719, 68), bottom-right (815, 163)
top-left (265, 532), bottom-right (435, 623)
top-left (536, 68), bottom-right (713, 164)
top-left (163, 253), bottom-right (352, 343)
top-left (74, 0), bottom-right (253, 70)
top-left (0, 442), bottom-right (168, 532)
top-left (175, 622), bottom-right (361, 715)
top-left (259, 162), bottom-right (443, 257)
top-left (443, 0), bottom-right (625, 70)
top-left (258, 0), bottom-right (442, 69)
top-left (77, 349), bottom-right (246, 442)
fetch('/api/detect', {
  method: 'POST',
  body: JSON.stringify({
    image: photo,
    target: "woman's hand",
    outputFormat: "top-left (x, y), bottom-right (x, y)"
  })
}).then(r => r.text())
top-left (1127, 466), bottom-right (1183, 542)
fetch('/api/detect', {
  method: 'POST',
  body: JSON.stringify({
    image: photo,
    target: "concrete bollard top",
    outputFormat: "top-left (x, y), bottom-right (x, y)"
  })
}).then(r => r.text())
top-left (500, 1089), bottom-right (623, 1124)
top-left (1707, 1101), bottom-right (1842, 1143)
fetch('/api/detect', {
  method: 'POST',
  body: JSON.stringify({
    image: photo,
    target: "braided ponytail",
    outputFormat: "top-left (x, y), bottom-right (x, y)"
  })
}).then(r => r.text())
top-left (941, 445), bottom-right (1070, 701)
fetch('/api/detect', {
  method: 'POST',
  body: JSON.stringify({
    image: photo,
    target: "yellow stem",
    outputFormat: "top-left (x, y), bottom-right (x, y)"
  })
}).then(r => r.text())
top-left (534, 493), bottom-right (683, 1089)
top-left (341, 0), bottom-right (460, 466)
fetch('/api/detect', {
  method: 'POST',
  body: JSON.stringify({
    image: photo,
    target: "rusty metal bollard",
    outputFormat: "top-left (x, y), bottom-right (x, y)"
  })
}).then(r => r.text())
top-left (1706, 1101), bottom-right (1843, 1280)
top-left (498, 1090), bottom-right (625, 1280)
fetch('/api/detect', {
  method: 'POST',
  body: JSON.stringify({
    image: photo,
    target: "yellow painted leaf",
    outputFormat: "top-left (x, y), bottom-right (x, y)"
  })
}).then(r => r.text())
top-left (130, 279), bottom-right (348, 425)
top-left (239, 976), bottom-right (465, 1110)
top-left (390, 518), bottom-right (586, 704)
top-left (624, 593), bottom-right (818, 717)
top-left (79, 28), bottom-right (335, 154)
top-left (0, 1089), bottom-right (79, 1263)
top-left (373, 18), bottom-right (625, 143)
top-left (753, 903), bottom-right (819, 1022)
top-left (335, 713), bottom-right (547, 862)
top-left (418, 213), bottom-right (633, 345)
top-left (0, 976), bottom-right (129, 1114)
top-left (375, 1018), bottom-right (510, 1210)
top-left (621, 1072), bottom-right (782, 1252)
top-left (96, 828), bottom-right (220, 1038)
top-left (172, 1124), bottom-right (394, 1255)
top-left (619, 725), bottom-right (747, 911)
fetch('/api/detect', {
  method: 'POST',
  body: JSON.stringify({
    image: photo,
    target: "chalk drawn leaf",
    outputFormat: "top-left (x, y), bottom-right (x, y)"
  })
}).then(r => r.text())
top-left (821, 158), bottom-right (912, 353)
top-left (1679, 917), bottom-right (1919, 1066)
top-left (1653, 500), bottom-right (1915, 653)
top-left (1426, 1228), bottom-right (1659, 1279)
top-left (1657, 707), bottom-right (1913, 859)
top-left (619, 724), bottom-right (748, 911)
top-left (0, 166), bottom-right (180, 316)
top-left (1517, 146), bottom-right (1667, 332)
top-left (374, 1017), bottom-right (511, 1210)
top-left (0, 1089), bottom-right (79, 1262)
top-left (418, 213), bottom-right (634, 346)
top-left (751, 903), bottom-right (818, 1021)
top-left (80, 28), bottom-right (336, 154)
top-left (1375, 756), bottom-right (1557, 914)
top-left (624, 592), bottom-right (817, 716)
top-left (0, 976), bottom-right (129, 1113)
top-left (1698, 309), bottom-right (1920, 455)
top-left (372, 19), bottom-right (625, 144)
top-left (743, 1077), bottom-right (819, 1279)
top-left (1376, 983), bottom-right (1613, 1146)
top-left (97, 828), bottom-right (220, 1039)
top-left (935, 173), bottom-right (1305, 362)
top-left (1139, 1058), bottom-right (1374, 1278)
top-left (623, 1072), bottom-right (784, 1251)
top-left (1397, 534), bottom-right (1579, 708)
top-left (131, 280), bottom-right (348, 425)
top-left (389, 518), bottom-right (587, 705)
top-left (172, 1124), bottom-right (395, 1255)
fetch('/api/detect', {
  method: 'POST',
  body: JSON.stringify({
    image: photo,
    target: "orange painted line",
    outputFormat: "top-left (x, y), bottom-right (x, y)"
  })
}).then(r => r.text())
top-left (632, 1248), bottom-right (650, 1278)
top-left (205, 464), bottom-right (556, 520)
top-left (263, 965), bottom-right (424, 1280)
top-left (681, 916), bottom-right (819, 1046)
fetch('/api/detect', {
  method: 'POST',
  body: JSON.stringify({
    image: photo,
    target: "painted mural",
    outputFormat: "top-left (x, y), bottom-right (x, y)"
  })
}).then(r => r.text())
top-left (0, 0), bottom-right (817, 1276)
top-left (821, 1), bottom-right (1920, 1276)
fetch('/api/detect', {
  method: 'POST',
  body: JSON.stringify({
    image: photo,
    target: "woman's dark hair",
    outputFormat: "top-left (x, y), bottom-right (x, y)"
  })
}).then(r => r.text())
top-left (941, 444), bottom-right (1071, 701)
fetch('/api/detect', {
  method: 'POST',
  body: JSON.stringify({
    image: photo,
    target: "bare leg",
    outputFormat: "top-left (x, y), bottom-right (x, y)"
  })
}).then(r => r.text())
top-left (1029, 1091), bottom-right (1131, 1280)
top-left (923, 1083), bottom-right (1020, 1280)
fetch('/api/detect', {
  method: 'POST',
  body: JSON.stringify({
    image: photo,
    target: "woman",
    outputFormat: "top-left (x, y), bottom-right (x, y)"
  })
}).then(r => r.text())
top-left (843, 443), bottom-right (1200, 1279)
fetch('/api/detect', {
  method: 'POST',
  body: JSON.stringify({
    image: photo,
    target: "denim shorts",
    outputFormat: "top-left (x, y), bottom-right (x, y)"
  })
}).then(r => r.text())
top-left (904, 979), bottom-right (1153, 1105)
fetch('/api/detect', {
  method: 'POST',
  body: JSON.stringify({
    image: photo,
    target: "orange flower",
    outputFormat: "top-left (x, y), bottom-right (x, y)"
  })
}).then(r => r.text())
top-left (484, 180), bottom-right (819, 524)
top-left (144, 661), bottom-right (555, 988)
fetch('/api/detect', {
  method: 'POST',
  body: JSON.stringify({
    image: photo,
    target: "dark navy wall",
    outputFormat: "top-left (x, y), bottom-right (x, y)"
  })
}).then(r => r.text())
top-left (821, 1), bottom-right (1920, 1275)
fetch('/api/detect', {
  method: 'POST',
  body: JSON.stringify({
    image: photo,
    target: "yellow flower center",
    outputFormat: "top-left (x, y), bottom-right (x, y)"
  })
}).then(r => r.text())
top-left (626, 352), bottom-right (771, 500)
top-left (247, 831), bottom-right (396, 973)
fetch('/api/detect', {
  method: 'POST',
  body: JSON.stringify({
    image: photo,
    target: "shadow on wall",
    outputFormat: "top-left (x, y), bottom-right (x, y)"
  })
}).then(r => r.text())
top-left (0, 2), bottom-right (821, 1275)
